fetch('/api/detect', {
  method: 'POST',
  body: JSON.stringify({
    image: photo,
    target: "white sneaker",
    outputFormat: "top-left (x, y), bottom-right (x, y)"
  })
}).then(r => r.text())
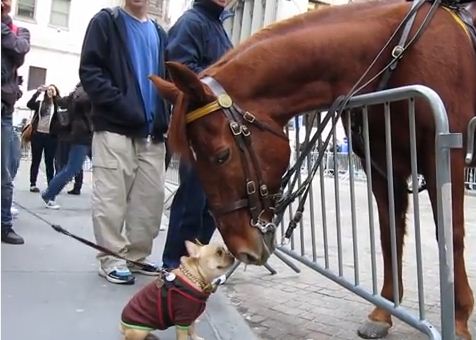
top-left (11, 207), bottom-right (19, 218)
top-left (45, 200), bottom-right (60, 210)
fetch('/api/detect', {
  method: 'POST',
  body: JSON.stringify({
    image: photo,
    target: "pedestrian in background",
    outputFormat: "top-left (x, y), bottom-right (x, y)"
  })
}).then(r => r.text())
top-left (40, 83), bottom-right (92, 209)
top-left (1, 0), bottom-right (30, 244)
top-left (27, 84), bottom-right (61, 193)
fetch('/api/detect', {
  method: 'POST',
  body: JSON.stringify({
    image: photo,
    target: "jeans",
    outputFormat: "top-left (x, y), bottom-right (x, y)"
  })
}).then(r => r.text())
top-left (55, 141), bottom-right (84, 191)
top-left (42, 144), bottom-right (90, 201)
top-left (30, 132), bottom-right (57, 186)
top-left (9, 131), bottom-right (21, 180)
top-left (55, 140), bottom-right (70, 172)
top-left (162, 162), bottom-right (216, 269)
top-left (1, 116), bottom-right (14, 232)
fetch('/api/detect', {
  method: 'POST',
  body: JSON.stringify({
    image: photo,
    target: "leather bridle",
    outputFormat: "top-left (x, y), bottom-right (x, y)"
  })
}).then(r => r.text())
top-left (185, 76), bottom-right (288, 235)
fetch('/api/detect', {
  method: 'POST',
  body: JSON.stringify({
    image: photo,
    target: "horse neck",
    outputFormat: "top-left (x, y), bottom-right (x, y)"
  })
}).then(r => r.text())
top-left (207, 4), bottom-right (406, 126)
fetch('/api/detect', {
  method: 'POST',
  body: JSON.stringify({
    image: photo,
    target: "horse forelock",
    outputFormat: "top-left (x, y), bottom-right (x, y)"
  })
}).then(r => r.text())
top-left (168, 92), bottom-right (192, 160)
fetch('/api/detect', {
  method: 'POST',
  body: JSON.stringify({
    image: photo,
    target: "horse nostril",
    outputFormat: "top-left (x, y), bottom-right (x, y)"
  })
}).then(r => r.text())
top-left (238, 252), bottom-right (259, 264)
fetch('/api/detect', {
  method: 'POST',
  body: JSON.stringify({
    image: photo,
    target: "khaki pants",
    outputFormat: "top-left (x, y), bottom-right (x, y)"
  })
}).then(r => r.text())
top-left (91, 131), bottom-right (165, 272)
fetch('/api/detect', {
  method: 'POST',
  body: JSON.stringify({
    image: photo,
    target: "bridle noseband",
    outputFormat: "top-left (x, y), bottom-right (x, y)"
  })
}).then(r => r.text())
top-left (185, 76), bottom-right (287, 235)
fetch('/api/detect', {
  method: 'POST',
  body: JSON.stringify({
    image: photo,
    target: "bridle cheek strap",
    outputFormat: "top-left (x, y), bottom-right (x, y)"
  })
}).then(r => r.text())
top-left (184, 76), bottom-right (285, 234)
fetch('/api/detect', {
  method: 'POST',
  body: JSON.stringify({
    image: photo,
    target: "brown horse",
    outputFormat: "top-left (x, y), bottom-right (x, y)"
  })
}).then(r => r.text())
top-left (151, 0), bottom-right (475, 338)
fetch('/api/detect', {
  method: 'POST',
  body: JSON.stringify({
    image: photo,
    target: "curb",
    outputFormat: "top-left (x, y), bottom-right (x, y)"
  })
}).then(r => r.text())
top-left (204, 291), bottom-right (259, 340)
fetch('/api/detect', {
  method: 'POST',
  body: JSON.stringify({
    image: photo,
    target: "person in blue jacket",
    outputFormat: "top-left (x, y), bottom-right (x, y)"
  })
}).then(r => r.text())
top-left (162, 0), bottom-right (233, 269)
top-left (79, 0), bottom-right (170, 285)
top-left (1, 0), bottom-right (30, 245)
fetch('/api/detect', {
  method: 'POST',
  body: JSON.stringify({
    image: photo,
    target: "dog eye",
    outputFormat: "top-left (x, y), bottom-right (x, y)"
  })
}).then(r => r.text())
top-left (216, 249), bottom-right (223, 256)
top-left (214, 149), bottom-right (230, 165)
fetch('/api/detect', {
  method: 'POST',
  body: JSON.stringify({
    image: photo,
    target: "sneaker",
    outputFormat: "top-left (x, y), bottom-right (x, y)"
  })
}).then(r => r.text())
top-left (41, 192), bottom-right (60, 210)
top-left (128, 262), bottom-right (161, 276)
top-left (67, 188), bottom-right (81, 195)
top-left (1, 229), bottom-right (24, 245)
top-left (99, 267), bottom-right (135, 284)
top-left (11, 207), bottom-right (19, 218)
top-left (45, 200), bottom-right (60, 210)
top-left (30, 186), bottom-right (40, 193)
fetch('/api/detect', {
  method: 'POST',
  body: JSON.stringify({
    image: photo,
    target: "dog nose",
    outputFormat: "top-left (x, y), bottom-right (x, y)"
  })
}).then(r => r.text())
top-left (237, 252), bottom-right (260, 264)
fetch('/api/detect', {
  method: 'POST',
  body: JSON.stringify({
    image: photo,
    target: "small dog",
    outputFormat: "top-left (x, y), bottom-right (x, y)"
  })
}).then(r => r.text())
top-left (121, 241), bottom-right (235, 340)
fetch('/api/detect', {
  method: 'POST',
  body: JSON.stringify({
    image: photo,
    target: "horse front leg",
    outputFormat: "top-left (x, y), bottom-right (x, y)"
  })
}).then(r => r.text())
top-left (358, 174), bottom-right (408, 339)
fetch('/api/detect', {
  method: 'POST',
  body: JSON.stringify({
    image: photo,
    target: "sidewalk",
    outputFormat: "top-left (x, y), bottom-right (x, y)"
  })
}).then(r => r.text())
top-left (1, 161), bottom-right (257, 340)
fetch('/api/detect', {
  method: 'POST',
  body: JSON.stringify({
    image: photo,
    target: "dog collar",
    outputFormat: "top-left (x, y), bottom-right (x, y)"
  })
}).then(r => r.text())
top-left (178, 264), bottom-right (215, 293)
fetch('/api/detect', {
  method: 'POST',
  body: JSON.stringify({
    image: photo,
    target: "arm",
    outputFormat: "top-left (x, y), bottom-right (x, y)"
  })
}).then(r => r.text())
top-left (79, 12), bottom-right (126, 107)
top-left (166, 17), bottom-right (205, 74)
top-left (26, 90), bottom-right (41, 111)
top-left (56, 92), bottom-right (73, 110)
top-left (1, 24), bottom-right (30, 61)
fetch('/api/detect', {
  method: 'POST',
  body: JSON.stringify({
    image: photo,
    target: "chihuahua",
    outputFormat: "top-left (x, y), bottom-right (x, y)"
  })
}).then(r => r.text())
top-left (121, 241), bottom-right (235, 340)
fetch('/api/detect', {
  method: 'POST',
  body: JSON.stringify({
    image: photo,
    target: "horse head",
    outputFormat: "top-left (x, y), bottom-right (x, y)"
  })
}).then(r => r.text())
top-left (151, 62), bottom-right (290, 265)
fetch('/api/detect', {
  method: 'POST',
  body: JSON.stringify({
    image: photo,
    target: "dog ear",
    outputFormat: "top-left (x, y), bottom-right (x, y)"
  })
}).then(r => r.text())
top-left (185, 240), bottom-right (200, 258)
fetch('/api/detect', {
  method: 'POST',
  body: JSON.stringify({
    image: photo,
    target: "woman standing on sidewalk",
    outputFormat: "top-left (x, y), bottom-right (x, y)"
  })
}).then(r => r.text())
top-left (27, 84), bottom-right (61, 192)
top-left (41, 83), bottom-right (91, 209)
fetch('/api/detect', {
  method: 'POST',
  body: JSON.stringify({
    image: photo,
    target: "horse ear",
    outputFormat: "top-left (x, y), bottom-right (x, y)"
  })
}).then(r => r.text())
top-left (166, 61), bottom-right (207, 102)
top-left (149, 75), bottom-right (180, 104)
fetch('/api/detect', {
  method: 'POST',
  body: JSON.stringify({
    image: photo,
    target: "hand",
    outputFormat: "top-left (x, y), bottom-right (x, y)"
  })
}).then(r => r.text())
top-left (37, 85), bottom-right (47, 92)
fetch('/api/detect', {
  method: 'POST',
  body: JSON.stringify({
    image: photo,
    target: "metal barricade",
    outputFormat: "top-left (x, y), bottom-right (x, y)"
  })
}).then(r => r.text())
top-left (276, 85), bottom-right (461, 339)
top-left (465, 167), bottom-right (476, 191)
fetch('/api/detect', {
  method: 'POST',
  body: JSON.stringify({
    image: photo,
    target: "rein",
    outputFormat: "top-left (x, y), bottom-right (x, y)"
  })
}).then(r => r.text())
top-left (277, 0), bottom-right (443, 240)
top-left (182, 0), bottom-right (444, 240)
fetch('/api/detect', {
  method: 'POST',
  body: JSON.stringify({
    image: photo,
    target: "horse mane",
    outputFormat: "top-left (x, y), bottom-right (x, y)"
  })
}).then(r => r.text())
top-left (206, 0), bottom-right (402, 77)
top-left (169, 0), bottom-right (409, 157)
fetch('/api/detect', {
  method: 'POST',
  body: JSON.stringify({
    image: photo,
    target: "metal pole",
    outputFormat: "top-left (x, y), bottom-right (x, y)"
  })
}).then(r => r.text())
top-left (251, 0), bottom-right (264, 34)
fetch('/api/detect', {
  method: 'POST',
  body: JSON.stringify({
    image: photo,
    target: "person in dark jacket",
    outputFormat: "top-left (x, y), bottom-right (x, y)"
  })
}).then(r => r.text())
top-left (40, 83), bottom-right (92, 209)
top-left (161, 0), bottom-right (233, 269)
top-left (1, 0), bottom-right (30, 245)
top-left (27, 84), bottom-right (61, 193)
top-left (54, 86), bottom-right (86, 196)
top-left (80, 0), bottom-right (169, 285)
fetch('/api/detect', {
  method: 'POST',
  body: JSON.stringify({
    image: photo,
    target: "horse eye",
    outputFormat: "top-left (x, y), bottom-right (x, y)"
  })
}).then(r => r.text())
top-left (215, 149), bottom-right (230, 165)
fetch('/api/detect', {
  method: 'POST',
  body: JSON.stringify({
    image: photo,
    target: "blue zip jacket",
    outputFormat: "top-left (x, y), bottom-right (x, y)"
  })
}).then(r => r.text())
top-left (166, 2), bottom-right (233, 74)
top-left (79, 7), bottom-right (169, 141)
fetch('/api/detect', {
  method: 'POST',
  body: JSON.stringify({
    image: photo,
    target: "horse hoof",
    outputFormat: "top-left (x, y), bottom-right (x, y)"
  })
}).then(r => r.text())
top-left (357, 320), bottom-right (391, 339)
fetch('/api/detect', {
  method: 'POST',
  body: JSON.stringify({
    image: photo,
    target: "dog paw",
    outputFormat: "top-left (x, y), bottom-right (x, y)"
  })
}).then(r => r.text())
top-left (144, 334), bottom-right (159, 340)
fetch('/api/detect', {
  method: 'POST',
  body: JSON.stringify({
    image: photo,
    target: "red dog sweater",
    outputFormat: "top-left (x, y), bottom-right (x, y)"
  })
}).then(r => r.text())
top-left (121, 273), bottom-right (210, 331)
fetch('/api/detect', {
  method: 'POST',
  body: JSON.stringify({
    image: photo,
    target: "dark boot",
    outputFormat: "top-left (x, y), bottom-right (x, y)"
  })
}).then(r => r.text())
top-left (2, 229), bottom-right (24, 244)
top-left (68, 170), bottom-right (83, 195)
top-left (67, 188), bottom-right (81, 195)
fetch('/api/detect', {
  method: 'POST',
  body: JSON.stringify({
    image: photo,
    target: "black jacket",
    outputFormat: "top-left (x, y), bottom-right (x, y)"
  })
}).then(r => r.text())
top-left (79, 7), bottom-right (169, 141)
top-left (27, 91), bottom-right (60, 136)
top-left (57, 84), bottom-right (92, 146)
top-left (1, 15), bottom-right (30, 115)
top-left (166, 1), bottom-right (233, 73)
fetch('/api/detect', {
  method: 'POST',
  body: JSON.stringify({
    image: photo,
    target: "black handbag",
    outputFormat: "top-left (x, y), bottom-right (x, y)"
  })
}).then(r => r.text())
top-left (56, 108), bottom-right (71, 129)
